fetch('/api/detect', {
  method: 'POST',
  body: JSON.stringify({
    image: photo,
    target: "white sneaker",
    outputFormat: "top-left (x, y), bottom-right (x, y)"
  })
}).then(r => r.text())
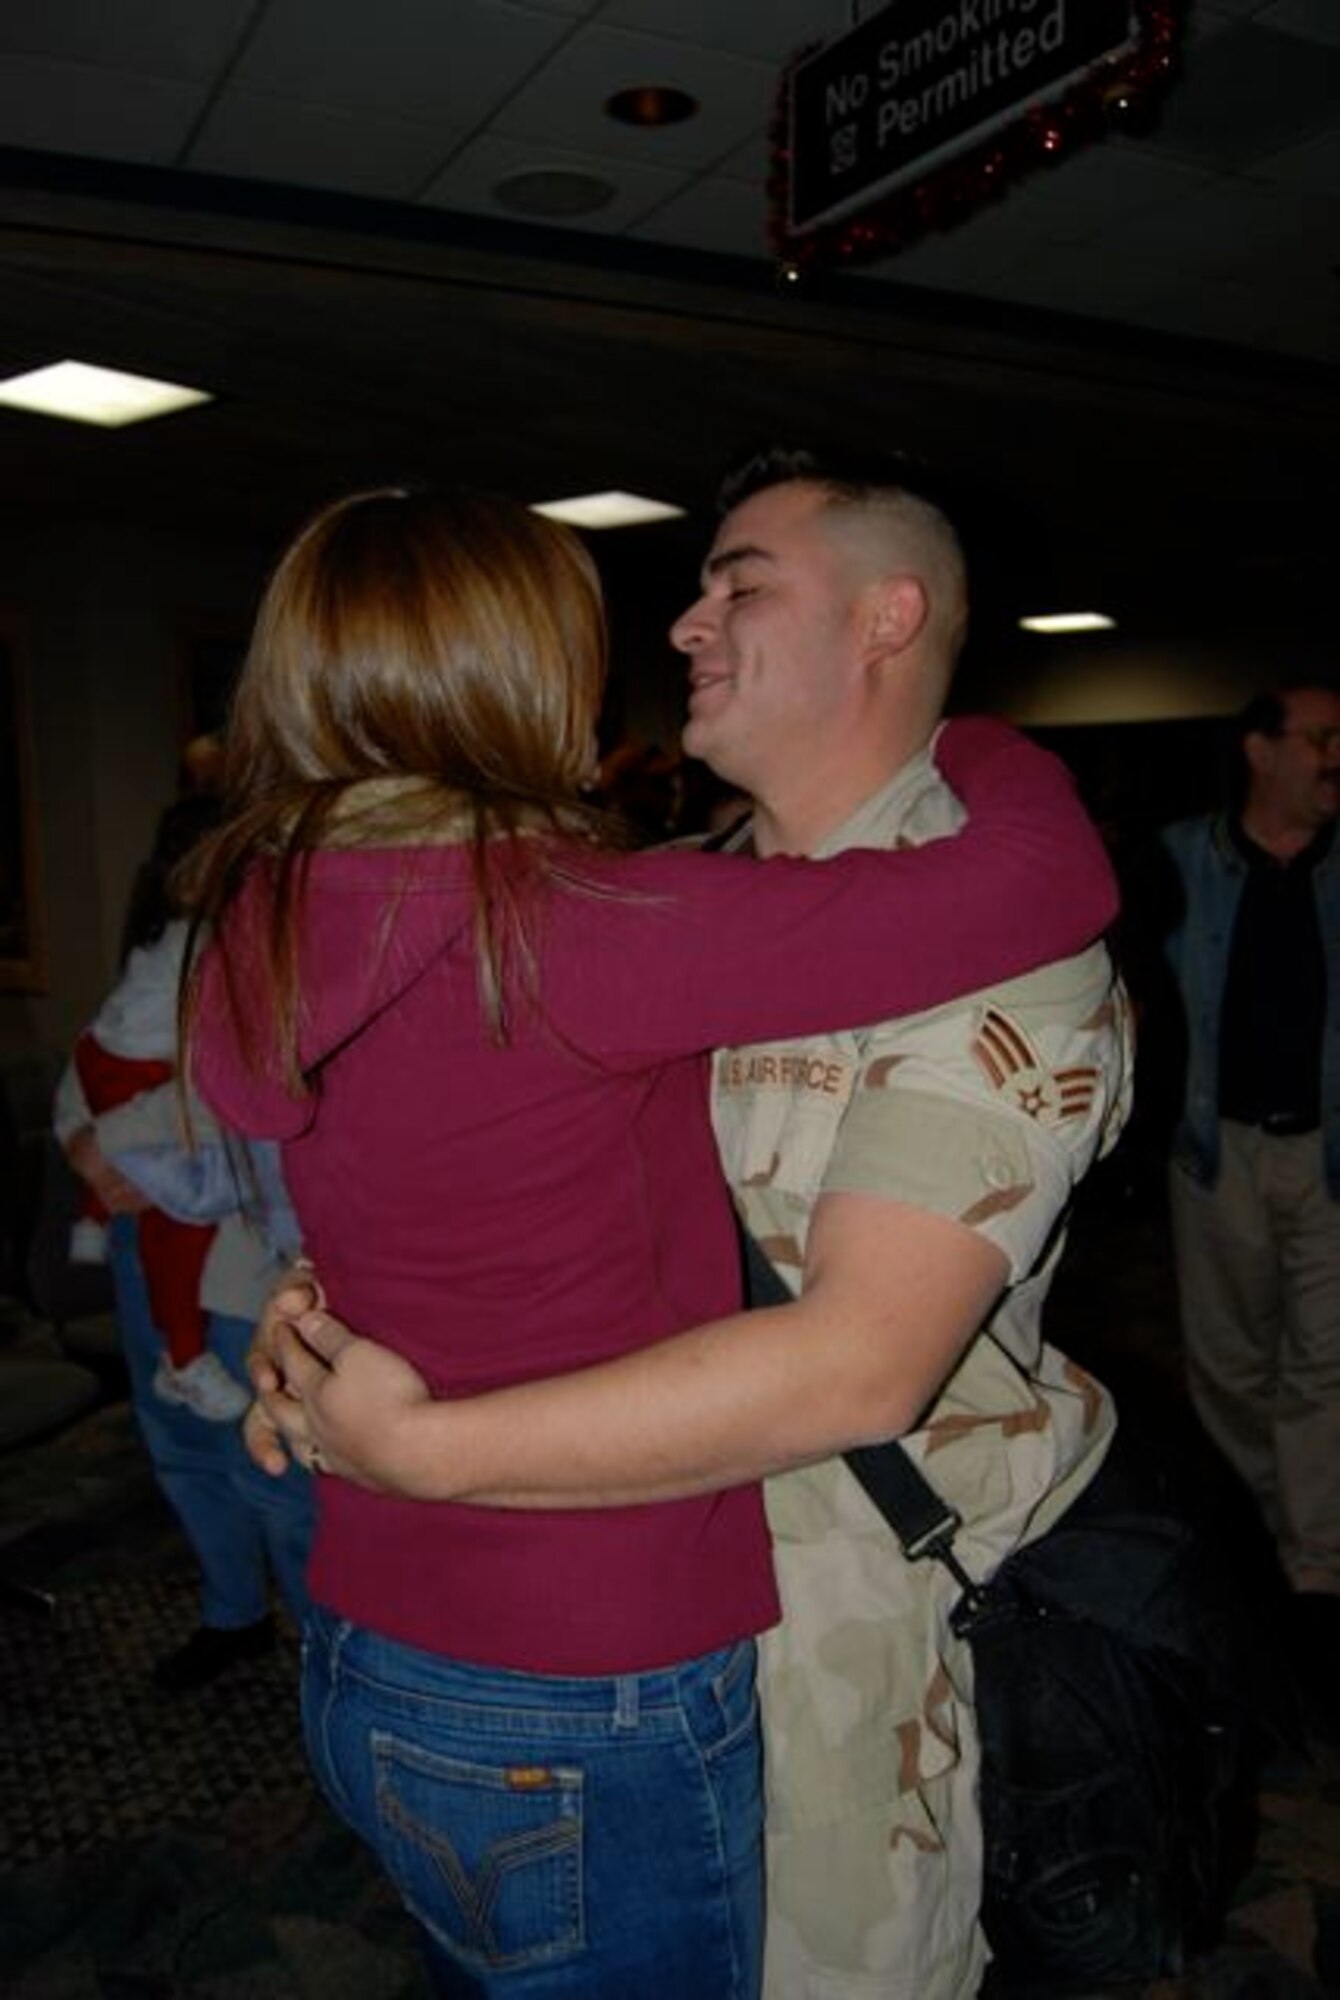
top-left (153, 1352), bottom-right (252, 1423)
top-left (69, 1217), bottom-right (109, 1265)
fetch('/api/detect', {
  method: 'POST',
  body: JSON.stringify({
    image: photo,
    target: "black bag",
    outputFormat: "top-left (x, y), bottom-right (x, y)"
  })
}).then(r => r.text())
top-left (743, 1234), bottom-right (1249, 1995)
top-left (939, 1449), bottom-right (1245, 1993)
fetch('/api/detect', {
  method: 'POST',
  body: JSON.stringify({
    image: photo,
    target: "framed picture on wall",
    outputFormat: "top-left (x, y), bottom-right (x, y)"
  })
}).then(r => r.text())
top-left (0, 624), bottom-right (45, 991)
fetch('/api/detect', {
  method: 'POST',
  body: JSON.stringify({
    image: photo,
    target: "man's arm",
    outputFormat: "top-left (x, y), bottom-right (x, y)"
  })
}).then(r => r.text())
top-left (257, 1195), bottom-right (1006, 1501)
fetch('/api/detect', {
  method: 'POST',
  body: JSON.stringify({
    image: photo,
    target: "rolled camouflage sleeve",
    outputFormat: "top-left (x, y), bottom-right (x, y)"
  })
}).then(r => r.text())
top-left (820, 944), bottom-right (1133, 1284)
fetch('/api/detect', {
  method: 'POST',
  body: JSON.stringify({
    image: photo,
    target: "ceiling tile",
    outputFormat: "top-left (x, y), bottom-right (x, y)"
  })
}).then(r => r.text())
top-left (715, 128), bottom-right (771, 183)
top-left (189, 92), bottom-right (459, 198)
top-left (1137, 270), bottom-right (1317, 354)
top-left (633, 174), bottom-right (770, 256)
top-left (230, 0), bottom-right (575, 123)
top-left (1100, 176), bottom-right (1334, 282)
top-left (1152, 21), bottom-right (1340, 169)
top-left (1189, 0), bottom-right (1280, 18)
top-left (0, 55), bottom-right (204, 162)
top-left (590, 0), bottom-right (850, 64)
top-left (1248, 126), bottom-right (1340, 189)
top-left (1259, 0), bottom-right (1340, 48)
top-left (992, 144), bottom-right (1220, 235)
top-left (866, 203), bottom-right (1058, 289)
top-left (980, 242), bottom-right (1185, 327)
top-left (1186, 5), bottom-right (1239, 41)
top-left (0, 0), bottom-right (256, 81)
top-left (490, 23), bottom-right (775, 168)
top-left (420, 130), bottom-right (681, 231)
top-left (954, 179), bottom-right (1093, 250)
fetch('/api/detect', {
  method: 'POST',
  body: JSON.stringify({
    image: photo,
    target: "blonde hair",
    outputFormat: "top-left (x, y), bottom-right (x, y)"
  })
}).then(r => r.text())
top-left (183, 486), bottom-right (611, 1083)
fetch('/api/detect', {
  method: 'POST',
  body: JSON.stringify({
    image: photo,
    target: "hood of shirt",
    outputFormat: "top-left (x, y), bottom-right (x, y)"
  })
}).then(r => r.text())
top-left (190, 846), bottom-right (477, 1140)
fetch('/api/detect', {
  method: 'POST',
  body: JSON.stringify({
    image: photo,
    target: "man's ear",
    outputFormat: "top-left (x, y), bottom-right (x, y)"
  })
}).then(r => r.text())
top-left (865, 574), bottom-right (929, 658)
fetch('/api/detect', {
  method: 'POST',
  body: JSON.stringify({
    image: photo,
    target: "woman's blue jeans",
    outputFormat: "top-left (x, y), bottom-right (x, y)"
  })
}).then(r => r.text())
top-left (301, 1606), bottom-right (764, 1999)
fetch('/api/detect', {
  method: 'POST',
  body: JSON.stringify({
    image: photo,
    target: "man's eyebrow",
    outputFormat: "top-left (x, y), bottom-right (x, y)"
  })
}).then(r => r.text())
top-left (703, 541), bottom-right (775, 583)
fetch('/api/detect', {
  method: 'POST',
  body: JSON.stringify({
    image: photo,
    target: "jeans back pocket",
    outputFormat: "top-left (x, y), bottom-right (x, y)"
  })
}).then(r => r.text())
top-left (372, 1730), bottom-right (584, 1974)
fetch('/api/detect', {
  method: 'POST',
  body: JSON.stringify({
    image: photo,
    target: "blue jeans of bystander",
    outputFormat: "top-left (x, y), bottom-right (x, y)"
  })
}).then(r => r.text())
top-left (208, 1310), bottom-right (315, 1620)
top-left (109, 1216), bottom-right (314, 1627)
top-left (301, 1605), bottom-right (764, 1999)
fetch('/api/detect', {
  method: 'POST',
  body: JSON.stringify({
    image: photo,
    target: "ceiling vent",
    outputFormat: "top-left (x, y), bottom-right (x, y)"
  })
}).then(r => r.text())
top-left (492, 169), bottom-right (616, 219)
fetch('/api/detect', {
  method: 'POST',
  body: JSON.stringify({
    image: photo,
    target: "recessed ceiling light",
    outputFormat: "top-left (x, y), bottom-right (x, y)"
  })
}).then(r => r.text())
top-left (493, 168), bottom-right (616, 219)
top-left (605, 85), bottom-right (698, 127)
top-left (1018, 612), bottom-right (1117, 634)
top-left (0, 360), bottom-right (212, 428)
top-left (532, 491), bottom-right (686, 530)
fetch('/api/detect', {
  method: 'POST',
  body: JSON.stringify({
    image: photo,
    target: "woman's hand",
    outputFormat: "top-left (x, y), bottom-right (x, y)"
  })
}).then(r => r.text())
top-left (256, 1308), bottom-right (438, 1496)
top-left (244, 1262), bottom-right (326, 1477)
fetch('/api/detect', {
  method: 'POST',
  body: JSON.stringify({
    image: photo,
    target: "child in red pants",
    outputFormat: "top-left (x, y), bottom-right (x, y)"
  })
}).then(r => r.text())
top-left (71, 919), bottom-right (248, 1424)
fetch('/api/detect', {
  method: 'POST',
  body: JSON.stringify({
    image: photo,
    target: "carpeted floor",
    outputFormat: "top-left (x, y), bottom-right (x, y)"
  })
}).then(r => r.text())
top-left (2, 1554), bottom-right (310, 1870)
top-left (2, 1180), bottom-right (1340, 1998)
top-left (0, 1380), bottom-right (433, 1999)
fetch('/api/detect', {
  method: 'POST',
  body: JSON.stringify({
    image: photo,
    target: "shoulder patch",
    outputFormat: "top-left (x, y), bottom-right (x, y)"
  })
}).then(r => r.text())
top-left (972, 1007), bottom-right (1100, 1125)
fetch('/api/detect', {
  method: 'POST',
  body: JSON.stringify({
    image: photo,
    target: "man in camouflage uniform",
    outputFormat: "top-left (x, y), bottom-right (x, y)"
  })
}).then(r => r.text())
top-left (674, 446), bottom-right (1131, 1998)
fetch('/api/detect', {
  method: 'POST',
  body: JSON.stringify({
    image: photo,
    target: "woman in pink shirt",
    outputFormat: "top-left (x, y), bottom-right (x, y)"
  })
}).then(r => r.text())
top-left (187, 485), bottom-right (1113, 2000)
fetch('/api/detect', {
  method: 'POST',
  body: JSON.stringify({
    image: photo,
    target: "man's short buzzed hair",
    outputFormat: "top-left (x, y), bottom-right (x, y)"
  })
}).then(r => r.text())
top-left (718, 443), bottom-right (970, 662)
top-left (717, 443), bottom-right (963, 537)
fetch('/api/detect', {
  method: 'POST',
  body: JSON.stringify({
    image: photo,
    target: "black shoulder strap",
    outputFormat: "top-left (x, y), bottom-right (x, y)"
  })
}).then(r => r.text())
top-left (740, 1226), bottom-right (982, 1602)
top-left (844, 1441), bottom-right (963, 1565)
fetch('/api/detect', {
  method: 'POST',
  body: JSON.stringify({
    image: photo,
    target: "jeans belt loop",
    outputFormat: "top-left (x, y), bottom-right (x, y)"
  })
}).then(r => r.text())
top-left (613, 1674), bottom-right (639, 1732)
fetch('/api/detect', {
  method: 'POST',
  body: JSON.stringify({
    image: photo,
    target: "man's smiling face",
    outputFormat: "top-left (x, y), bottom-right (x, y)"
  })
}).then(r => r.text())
top-left (670, 481), bottom-right (870, 795)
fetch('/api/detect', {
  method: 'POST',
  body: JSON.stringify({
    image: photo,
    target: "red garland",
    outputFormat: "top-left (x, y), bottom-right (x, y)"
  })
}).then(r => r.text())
top-left (770, 0), bottom-right (1185, 279)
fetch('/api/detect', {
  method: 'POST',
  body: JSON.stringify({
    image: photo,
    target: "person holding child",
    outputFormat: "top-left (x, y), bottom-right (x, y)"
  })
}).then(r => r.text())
top-left (57, 792), bottom-right (313, 1690)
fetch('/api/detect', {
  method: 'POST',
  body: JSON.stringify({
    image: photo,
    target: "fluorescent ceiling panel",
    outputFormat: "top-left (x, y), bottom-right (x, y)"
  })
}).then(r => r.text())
top-left (0, 360), bottom-right (212, 427)
top-left (532, 490), bottom-right (685, 528)
top-left (1019, 612), bottom-right (1117, 634)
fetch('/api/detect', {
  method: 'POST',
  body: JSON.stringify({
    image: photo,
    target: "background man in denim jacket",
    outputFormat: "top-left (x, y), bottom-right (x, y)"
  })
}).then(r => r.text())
top-left (1161, 683), bottom-right (1340, 1653)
